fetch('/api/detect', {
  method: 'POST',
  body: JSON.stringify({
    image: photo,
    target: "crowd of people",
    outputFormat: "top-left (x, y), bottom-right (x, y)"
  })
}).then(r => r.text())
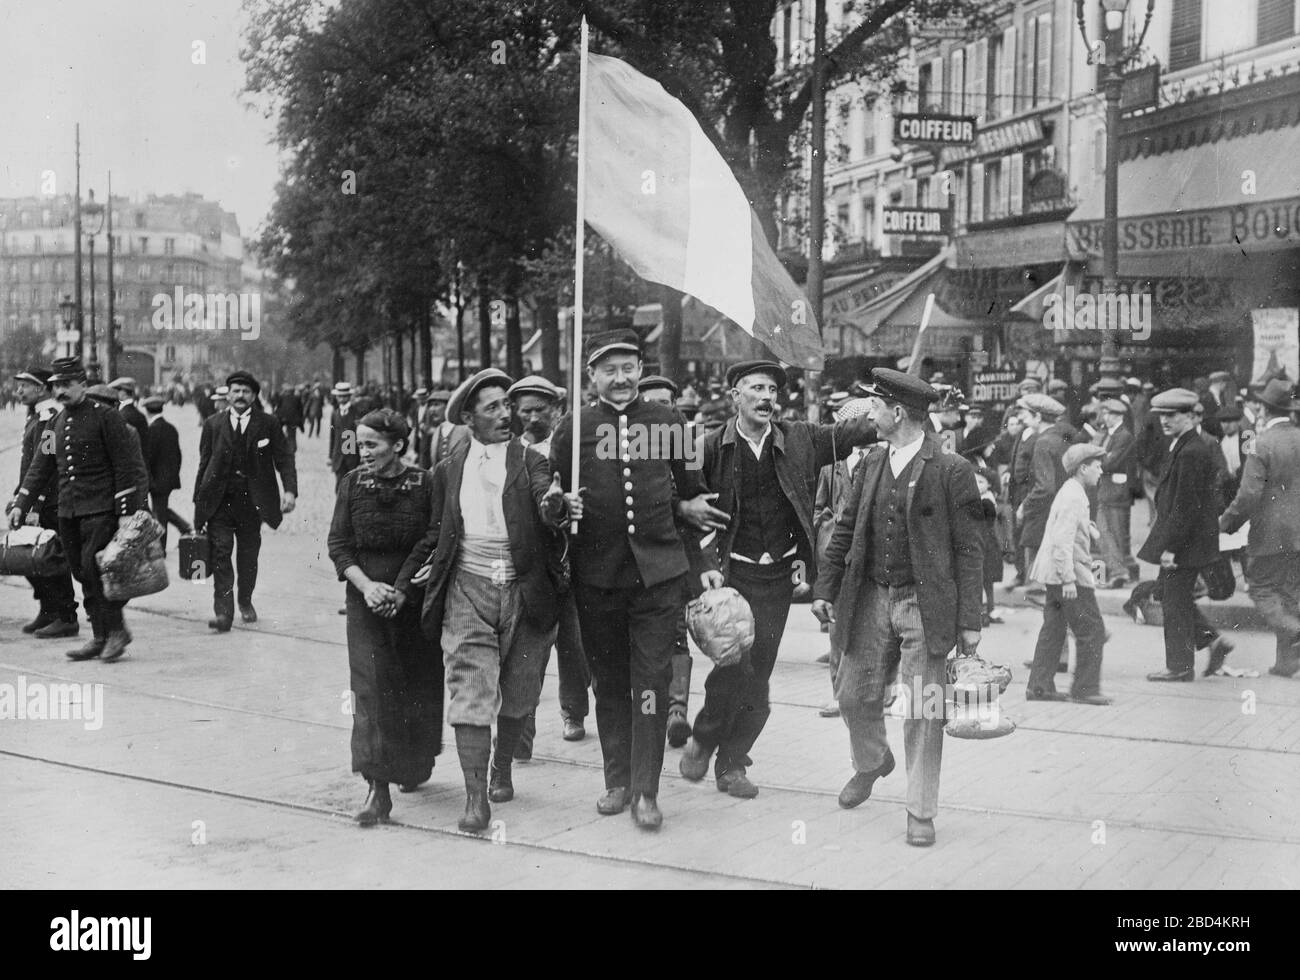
top-left (8, 344), bottom-right (1300, 848)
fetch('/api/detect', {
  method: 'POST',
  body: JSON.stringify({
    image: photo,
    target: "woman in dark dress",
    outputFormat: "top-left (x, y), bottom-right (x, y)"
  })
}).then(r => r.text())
top-left (327, 409), bottom-right (444, 825)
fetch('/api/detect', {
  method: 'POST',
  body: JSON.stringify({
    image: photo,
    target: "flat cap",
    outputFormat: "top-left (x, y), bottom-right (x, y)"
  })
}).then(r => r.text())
top-left (1124, 377), bottom-right (1143, 389)
top-left (1019, 393), bottom-right (1066, 418)
top-left (1046, 378), bottom-right (1069, 393)
top-left (585, 327), bottom-right (640, 367)
top-left (428, 388), bottom-right (452, 403)
top-left (143, 395), bottom-right (166, 411)
top-left (108, 376), bottom-right (137, 394)
top-left (1018, 377), bottom-right (1043, 391)
top-left (1063, 443), bottom-right (1106, 474)
top-left (1209, 370), bottom-right (1233, 383)
top-left (726, 360), bottom-right (787, 389)
top-left (1148, 388), bottom-right (1200, 413)
top-left (862, 368), bottom-right (939, 413)
top-left (636, 375), bottom-right (679, 397)
top-left (448, 368), bottom-right (514, 422)
top-left (86, 384), bottom-right (119, 405)
top-left (1093, 377), bottom-right (1124, 394)
top-left (1101, 398), bottom-right (1128, 414)
top-left (509, 374), bottom-right (563, 401)
top-left (834, 397), bottom-right (873, 423)
top-left (14, 367), bottom-right (52, 386)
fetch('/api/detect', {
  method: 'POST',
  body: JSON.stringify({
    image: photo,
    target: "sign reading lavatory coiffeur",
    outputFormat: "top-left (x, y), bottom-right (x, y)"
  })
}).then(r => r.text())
top-left (971, 370), bottom-right (1019, 413)
top-left (1252, 308), bottom-right (1300, 383)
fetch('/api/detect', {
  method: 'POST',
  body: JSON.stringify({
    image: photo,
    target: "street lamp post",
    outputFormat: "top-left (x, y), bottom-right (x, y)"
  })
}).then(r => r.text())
top-left (58, 294), bottom-right (77, 360)
top-left (82, 191), bottom-right (106, 380)
top-left (1076, 0), bottom-right (1155, 382)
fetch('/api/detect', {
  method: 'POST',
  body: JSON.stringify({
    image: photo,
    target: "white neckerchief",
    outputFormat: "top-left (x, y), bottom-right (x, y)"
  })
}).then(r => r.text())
top-left (460, 438), bottom-right (509, 536)
top-left (888, 433), bottom-right (924, 478)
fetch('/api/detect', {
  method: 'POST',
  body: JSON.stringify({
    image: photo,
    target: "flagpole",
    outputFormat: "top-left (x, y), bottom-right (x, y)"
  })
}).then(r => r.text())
top-left (570, 16), bottom-right (590, 533)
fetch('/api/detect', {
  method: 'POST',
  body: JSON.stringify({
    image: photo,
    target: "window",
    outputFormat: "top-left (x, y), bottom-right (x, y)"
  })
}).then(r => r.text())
top-left (1258, 0), bottom-right (1296, 43)
top-left (31, 261), bottom-right (42, 278)
top-left (1169, 0), bottom-right (1202, 71)
top-left (985, 160), bottom-right (1004, 220)
top-left (968, 39), bottom-right (987, 121)
top-left (7, 314), bottom-right (17, 331)
top-left (19, 211), bottom-right (29, 227)
top-left (134, 211), bottom-right (146, 228)
top-left (1030, 12), bottom-right (1053, 106)
top-left (138, 236), bottom-right (148, 254)
top-left (918, 61), bottom-right (933, 111)
top-left (139, 289), bottom-right (150, 307)
top-left (7, 289), bottom-right (18, 306)
top-left (861, 199), bottom-right (874, 242)
top-left (164, 237), bottom-right (175, 255)
top-left (989, 26), bottom-right (1017, 120)
top-left (31, 313), bottom-right (42, 331)
top-left (113, 235), bottom-right (122, 252)
top-left (52, 260), bottom-right (62, 277)
top-left (32, 235), bottom-right (41, 253)
top-left (863, 102), bottom-right (876, 157)
top-left (30, 288), bottom-right (40, 306)
top-left (41, 209), bottom-right (50, 225)
top-left (836, 202), bottom-right (851, 240)
top-left (165, 345), bottom-right (177, 363)
top-left (166, 263), bottom-right (175, 281)
top-left (7, 263), bottom-right (16, 278)
top-left (949, 47), bottom-right (966, 114)
top-left (139, 263), bottom-right (152, 280)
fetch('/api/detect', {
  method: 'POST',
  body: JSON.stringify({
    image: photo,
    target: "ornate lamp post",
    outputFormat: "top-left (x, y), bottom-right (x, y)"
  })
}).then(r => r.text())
top-left (82, 190), bottom-right (106, 380)
top-left (58, 293), bottom-right (77, 359)
top-left (1075, 0), bottom-right (1155, 381)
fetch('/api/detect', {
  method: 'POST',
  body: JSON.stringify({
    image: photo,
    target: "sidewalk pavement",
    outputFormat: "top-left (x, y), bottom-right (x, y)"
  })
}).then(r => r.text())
top-left (1, 405), bottom-right (1298, 888)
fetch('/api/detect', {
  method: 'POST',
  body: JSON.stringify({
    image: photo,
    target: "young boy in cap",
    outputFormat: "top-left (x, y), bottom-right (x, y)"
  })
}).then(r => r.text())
top-left (1026, 444), bottom-right (1111, 705)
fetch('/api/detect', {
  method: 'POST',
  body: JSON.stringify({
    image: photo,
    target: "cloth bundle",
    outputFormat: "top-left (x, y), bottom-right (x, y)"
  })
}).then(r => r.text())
top-left (97, 510), bottom-right (170, 600)
top-left (945, 654), bottom-right (1016, 739)
top-left (686, 587), bottom-right (755, 668)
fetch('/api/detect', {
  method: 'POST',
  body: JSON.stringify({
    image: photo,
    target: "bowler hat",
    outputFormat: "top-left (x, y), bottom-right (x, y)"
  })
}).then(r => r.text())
top-left (862, 368), bottom-right (939, 414)
top-left (447, 368), bottom-right (514, 423)
top-left (585, 328), bottom-right (640, 367)
top-left (226, 371), bottom-right (261, 396)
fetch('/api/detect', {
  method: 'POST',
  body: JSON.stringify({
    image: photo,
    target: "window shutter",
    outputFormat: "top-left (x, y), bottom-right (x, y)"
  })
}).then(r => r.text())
top-left (999, 26), bottom-right (1017, 120)
top-left (930, 56), bottom-right (945, 113)
top-left (953, 167), bottom-right (966, 231)
top-left (949, 48), bottom-right (964, 114)
top-left (1257, 0), bottom-right (1295, 44)
top-left (969, 162), bottom-right (985, 223)
top-left (1035, 13), bottom-right (1053, 103)
top-left (903, 179), bottom-right (917, 206)
top-left (1169, 0), bottom-right (1202, 71)
top-left (1009, 151), bottom-right (1024, 215)
top-left (971, 38), bottom-right (988, 123)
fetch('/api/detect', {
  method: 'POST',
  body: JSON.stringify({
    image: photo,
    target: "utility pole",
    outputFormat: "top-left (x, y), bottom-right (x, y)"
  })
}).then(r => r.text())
top-left (804, 0), bottom-right (828, 421)
top-left (106, 171), bottom-right (116, 381)
top-left (74, 124), bottom-right (84, 363)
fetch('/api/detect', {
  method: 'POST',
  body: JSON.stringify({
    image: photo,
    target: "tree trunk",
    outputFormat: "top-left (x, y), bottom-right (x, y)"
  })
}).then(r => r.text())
top-left (658, 284), bottom-right (683, 383)
top-left (353, 346), bottom-right (365, 386)
top-left (332, 345), bottom-right (344, 384)
top-left (505, 295), bottom-right (523, 378)
top-left (537, 291), bottom-right (561, 384)
top-left (478, 277), bottom-right (492, 371)
top-left (393, 329), bottom-right (404, 391)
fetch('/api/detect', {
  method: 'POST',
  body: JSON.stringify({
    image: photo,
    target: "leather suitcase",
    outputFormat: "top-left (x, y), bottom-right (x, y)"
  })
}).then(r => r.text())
top-left (178, 532), bottom-right (212, 581)
top-left (0, 526), bottom-right (69, 577)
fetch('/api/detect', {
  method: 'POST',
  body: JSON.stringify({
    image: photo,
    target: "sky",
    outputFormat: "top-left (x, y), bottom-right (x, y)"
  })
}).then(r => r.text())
top-left (0, 0), bottom-right (283, 237)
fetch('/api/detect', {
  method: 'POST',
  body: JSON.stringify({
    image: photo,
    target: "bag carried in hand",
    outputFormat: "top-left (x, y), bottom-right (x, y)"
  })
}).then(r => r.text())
top-left (178, 531), bottom-right (211, 581)
top-left (0, 526), bottom-right (69, 577)
top-left (686, 587), bottom-right (754, 668)
top-left (1200, 555), bottom-right (1236, 601)
top-left (944, 654), bottom-right (1016, 740)
top-left (97, 510), bottom-right (170, 600)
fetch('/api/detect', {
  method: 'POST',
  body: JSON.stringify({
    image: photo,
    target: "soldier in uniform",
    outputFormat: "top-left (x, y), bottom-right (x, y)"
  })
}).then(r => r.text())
top-left (682, 361), bottom-right (876, 798)
top-left (8, 367), bottom-right (79, 638)
top-left (549, 329), bottom-right (712, 830)
top-left (8, 357), bottom-right (148, 662)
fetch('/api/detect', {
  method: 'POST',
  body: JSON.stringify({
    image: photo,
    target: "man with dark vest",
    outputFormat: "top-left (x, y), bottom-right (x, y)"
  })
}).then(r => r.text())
top-left (194, 371), bottom-right (298, 632)
top-left (329, 382), bottom-right (361, 488)
top-left (8, 367), bottom-right (79, 638)
top-left (8, 357), bottom-right (148, 661)
top-left (109, 377), bottom-right (150, 458)
top-left (812, 369), bottom-right (984, 847)
top-left (549, 328), bottom-right (711, 830)
top-left (1140, 388), bottom-right (1227, 681)
top-left (680, 361), bottom-right (876, 798)
top-left (1094, 398), bottom-right (1138, 588)
top-left (422, 389), bottom-right (469, 469)
top-left (143, 395), bottom-right (192, 553)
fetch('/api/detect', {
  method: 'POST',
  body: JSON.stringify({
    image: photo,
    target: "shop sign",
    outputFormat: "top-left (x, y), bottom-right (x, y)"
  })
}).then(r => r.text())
top-left (972, 369), bottom-right (1018, 407)
top-left (974, 116), bottom-right (1045, 156)
top-left (1068, 197), bottom-right (1300, 255)
top-left (882, 207), bottom-right (951, 236)
top-left (894, 113), bottom-right (976, 145)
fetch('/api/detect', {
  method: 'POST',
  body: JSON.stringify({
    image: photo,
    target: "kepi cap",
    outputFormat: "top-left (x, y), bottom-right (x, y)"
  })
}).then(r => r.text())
top-left (861, 368), bottom-right (939, 414)
top-left (584, 328), bottom-right (640, 367)
top-left (49, 356), bottom-right (88, 384)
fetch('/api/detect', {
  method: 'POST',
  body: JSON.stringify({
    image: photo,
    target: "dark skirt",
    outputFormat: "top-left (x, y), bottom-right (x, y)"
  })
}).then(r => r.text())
top-left (346, 589), bottom-right (444, 785)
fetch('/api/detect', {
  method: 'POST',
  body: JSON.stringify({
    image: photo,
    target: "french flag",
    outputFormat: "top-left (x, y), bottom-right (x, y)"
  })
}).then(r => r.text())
top-left (583, 51), bottom-right (824, 371)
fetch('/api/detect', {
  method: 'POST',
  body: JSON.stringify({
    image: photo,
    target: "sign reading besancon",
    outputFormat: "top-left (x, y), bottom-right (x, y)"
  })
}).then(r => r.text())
top-left (894, 113), bottom-right (976, 145)
top-left (882, 207), bottom-right (952, 236)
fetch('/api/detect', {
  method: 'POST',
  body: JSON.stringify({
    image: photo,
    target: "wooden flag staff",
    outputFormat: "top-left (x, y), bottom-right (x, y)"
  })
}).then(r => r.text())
top-left (570, 16), bottom-right (590, 533)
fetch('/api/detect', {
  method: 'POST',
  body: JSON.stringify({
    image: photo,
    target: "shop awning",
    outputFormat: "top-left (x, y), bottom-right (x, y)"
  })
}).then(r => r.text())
top-left (1066, 123), bottom-right (1300, 271)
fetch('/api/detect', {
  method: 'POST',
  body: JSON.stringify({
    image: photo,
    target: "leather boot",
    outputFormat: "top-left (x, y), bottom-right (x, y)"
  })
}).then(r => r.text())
top-left (100, 627), bottom-right (133, 663)
top-left (355, 780), bottom-right (392, 827)
top-left (490, 715), bottom-right (523, 803)
top-left (22, 609), bottom-right (56, 634)
top-left (455, 725), bottom-right (492, 832)
top-left (67, 616), bottom-right (106, 662)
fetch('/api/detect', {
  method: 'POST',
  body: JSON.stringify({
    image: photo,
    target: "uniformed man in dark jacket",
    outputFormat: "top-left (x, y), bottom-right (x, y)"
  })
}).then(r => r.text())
top-left (1139, 388), bottom-right (1228, 682)
top-left (8, 357), bottom-right (148, 661)
top-left (143, 395), bottom-right (192, 552)
top-left (680, 360), bottom-right (876, 799)
top-left (548, 328), bottom-right (710, 830)
top-left (8, 367), bottom-right (79, 638)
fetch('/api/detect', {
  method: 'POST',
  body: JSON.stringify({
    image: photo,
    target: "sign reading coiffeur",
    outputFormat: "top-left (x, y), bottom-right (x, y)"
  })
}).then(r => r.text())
top-left (882, 207), bottom-right (952, 236)
top-left (893, 113), bottom-right (976, 145)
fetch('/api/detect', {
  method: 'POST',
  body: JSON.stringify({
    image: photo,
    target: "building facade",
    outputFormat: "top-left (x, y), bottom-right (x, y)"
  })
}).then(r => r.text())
top-left (0, 192), bottom-right (244, 387)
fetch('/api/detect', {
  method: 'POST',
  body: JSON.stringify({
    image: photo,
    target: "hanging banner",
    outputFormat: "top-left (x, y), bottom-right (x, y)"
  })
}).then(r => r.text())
top-left (1251, 308), bottom-right (1299, 383)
